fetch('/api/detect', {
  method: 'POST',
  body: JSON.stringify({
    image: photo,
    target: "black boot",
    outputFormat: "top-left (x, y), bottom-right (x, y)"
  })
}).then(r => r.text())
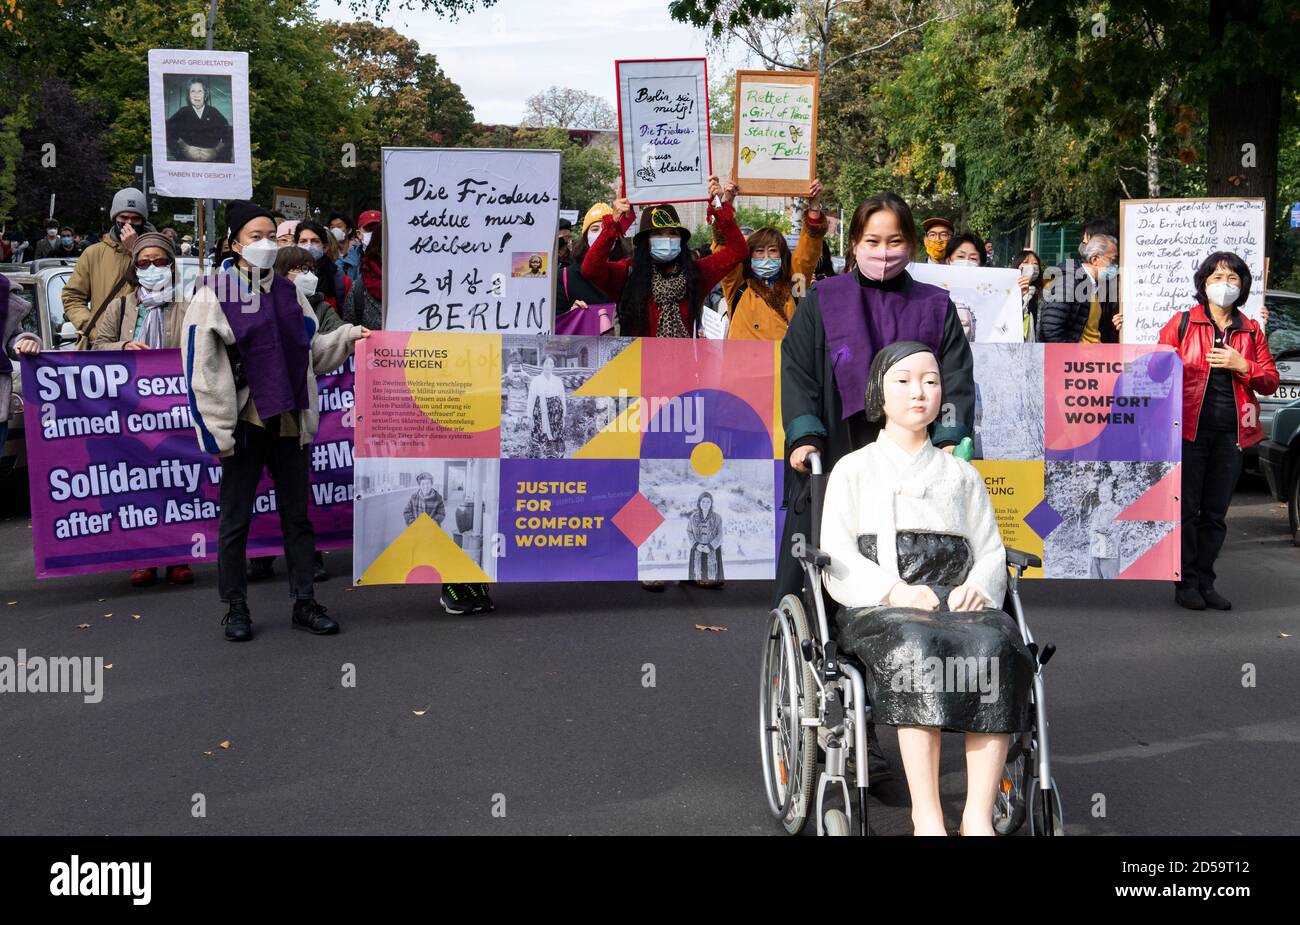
top-left (1175, 586), bottom-right (1207, 610)
top-left (222, 600), bottom-right (253, 642)
top-left (292, 599), bottom-right (340, 635)
top-left (1200, 587), bottom-right (1232, 610)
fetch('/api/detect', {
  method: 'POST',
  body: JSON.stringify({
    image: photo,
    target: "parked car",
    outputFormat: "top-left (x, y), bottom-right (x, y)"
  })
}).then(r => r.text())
top-left (1257, 397), bottom-right (1300, 547)
top-left (0, 257), bottom-right (204, 480)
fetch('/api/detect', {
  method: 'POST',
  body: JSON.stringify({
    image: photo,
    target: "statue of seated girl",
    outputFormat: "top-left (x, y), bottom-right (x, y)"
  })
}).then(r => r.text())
top-left (820, 340), bottom-right (1035, 836)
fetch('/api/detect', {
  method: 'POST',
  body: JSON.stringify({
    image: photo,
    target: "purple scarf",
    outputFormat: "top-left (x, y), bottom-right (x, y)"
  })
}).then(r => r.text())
top-left (208, 267), bottom-right (310, 420)
top-left (0, 275), bottom-right (11, 376)
top-left (816, 270), bottom-right (948, 419)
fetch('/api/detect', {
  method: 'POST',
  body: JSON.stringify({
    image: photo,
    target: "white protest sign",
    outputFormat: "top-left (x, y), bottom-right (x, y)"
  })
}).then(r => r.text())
top-left (907, 262), bottom-right (1025, 343)
top-left (733, 70), bottom-right (818, 195)
top-left (616, 58), bottom-right (710, 204)
top-left (381, 147), bottom-right (561, 334)
top-left (147, 49), bottom-right (252, 199)
top-left (1120, 197), bottom-right (1266, 343)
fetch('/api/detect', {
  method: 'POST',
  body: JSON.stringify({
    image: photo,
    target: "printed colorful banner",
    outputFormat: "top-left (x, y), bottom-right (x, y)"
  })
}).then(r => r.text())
top-left (21, 351), bottom-right (356, 578)
top-left (381, 147), bottom-right (561, 334)
top-left (352, 332), bottom-right (779, 584)
top-left (908, 262), bottom-right (1025, 343)
top-left (970, 343), bottom-right (1182, 580)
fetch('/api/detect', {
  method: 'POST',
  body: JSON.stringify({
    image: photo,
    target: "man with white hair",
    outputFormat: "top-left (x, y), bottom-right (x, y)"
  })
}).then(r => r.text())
top-left (1038, 233), bottom-right (1120, 343)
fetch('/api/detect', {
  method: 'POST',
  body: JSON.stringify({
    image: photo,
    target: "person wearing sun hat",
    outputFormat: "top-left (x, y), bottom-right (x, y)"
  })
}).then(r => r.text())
top-left (555, 202), bottom-right (621, 314)
top-left (182, 199), bottom-right (371, 642)
top-left (921, 216), bottom-right (955, 263)
top-left (581, 176), bottom-right (748, 338)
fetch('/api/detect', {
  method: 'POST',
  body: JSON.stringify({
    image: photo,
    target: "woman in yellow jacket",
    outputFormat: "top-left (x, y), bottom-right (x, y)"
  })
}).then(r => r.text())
top-left (716, 179), bottom-right (828, 340)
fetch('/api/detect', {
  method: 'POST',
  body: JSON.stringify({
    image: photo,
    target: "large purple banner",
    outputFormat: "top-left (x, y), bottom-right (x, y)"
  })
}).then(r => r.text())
top-left (20, 350), bottom-right (355, 578)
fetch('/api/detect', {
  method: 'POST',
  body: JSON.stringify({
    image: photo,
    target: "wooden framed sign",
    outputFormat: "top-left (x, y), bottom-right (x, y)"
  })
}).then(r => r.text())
top-left (732, 69), bottom-right (818, 196)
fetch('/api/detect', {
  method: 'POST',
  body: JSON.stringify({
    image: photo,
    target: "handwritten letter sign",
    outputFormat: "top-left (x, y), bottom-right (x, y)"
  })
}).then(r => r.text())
top-left (1119, 197), bottom-right (1266, 343)
top-left (616, 58), bottom-right (710, 204)
top-left (732, 70), bottom-right (818, 196)
top-left (381, 147), bottom-right (561, 335)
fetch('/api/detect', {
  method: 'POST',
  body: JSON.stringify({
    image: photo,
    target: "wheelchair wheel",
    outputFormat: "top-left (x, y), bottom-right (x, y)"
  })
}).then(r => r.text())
top-left (1028, 777), bottom-right (1064, 836)
top-left (993, 737), bottom-right (1028, 836)
top-left (823, 809), bottom-right (850, 836)
top-left (758, 595), bottom-right (816, 835)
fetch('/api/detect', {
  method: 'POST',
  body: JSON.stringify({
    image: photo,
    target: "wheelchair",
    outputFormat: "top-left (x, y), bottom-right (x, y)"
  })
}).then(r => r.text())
top-left (760, 452), bottom-right (1063, 836)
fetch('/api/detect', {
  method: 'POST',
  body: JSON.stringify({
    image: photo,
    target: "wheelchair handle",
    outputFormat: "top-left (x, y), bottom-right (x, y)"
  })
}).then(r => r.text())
top-left (806, 451), bottom-right (825, 549)
top-left (807, 451), bottom-right (823, 476)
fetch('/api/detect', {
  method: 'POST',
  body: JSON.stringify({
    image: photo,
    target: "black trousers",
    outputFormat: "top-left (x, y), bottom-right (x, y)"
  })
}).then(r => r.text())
top-left (218, 419), bottom-right (316, 603)
top-left (1179, 427), bottom-right (1241, 592)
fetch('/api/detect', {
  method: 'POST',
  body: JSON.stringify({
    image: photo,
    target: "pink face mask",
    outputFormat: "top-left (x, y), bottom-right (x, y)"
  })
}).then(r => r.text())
top-left (855, 243), bottom-right (910, 281)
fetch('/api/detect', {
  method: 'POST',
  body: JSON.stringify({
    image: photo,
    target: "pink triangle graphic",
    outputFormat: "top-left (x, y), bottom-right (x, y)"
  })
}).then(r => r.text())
top-left (1118, 526), bottom-right (1181, 581)
top-left (1116, 464), bottom-right (1181, 521)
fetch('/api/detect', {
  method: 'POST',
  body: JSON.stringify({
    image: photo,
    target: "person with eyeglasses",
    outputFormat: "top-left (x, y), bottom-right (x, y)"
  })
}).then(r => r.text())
top-left (920, 217), bottom-right (954, 263)
top-left (1038, 234), bottom-right (1120, 344)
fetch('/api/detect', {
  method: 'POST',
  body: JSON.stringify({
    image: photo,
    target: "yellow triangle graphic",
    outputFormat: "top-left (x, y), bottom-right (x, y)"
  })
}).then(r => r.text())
top-left (359, 514), bottom-right (491, 585)
top-left (572, 398), bottom-right (644, 459)
top-left (574, 338), bottom-right (642, 397)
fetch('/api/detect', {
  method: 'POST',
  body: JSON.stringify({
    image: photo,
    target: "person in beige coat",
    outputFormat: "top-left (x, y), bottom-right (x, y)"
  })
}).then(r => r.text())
top-left (182, 200), bottom-right (369, 642)
top-left (61, 188), bottom-right (156, 342)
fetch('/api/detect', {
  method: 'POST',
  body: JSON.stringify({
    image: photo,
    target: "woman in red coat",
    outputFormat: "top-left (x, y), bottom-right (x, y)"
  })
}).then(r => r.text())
top-left (1157, 251), bottom-right (1279, 611)
top-left (582, 175), bottom-right (748, 338)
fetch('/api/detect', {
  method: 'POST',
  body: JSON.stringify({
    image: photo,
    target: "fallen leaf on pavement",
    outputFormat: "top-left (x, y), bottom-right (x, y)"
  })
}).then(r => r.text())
top-left (695, 624), bottom-right (727, 632)
top-left (203, 751), bottom-right (214, 757)
top-left (131, 614), bottom-right (141, 620)
top-left (1280, 632), bottom-right (1293, 638)
top-left (76, 623), bottom-right (91, 629)
top-left (104, 663), bottom-right (113, 669)
top-left (6, 601), bottom-right (15, 606)
top-left (103, 613), bottom-right (112, 618)
top-left (219, 740), bottom-right (231, 749)
top-left (412, 707), bottom-right (429, 716)
top-left (97, 598), bottom-right (106, 603)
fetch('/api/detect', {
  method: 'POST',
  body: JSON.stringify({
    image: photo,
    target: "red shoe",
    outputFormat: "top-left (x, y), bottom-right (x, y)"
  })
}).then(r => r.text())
top-left (129, 567), bottom-right (158, 587)
top-left (166, 565), bottom-right (194, 585)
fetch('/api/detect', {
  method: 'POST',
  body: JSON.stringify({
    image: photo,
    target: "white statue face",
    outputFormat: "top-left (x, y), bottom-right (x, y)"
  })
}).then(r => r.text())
top-left (881, 351), bottom-right (942, 432)
top-left (1098, 480), bottom-right (1113, 503)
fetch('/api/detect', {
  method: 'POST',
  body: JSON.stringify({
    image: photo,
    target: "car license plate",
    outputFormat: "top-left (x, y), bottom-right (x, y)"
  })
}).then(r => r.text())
top-left (1273, 384), bottom-right (1300, 401)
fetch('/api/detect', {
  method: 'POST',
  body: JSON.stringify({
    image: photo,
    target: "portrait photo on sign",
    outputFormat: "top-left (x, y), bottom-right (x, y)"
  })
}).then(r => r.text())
top-left (162, 73), bottom-right (234, 163)
top-left (971, 343), bottom-right (1045, 460)
top-left (500, 335), bottom-right (634, 459)
top-left (636, 459), bottom-right (775, 581)
top-left (352, 458), bottom-right (500, 582)
top-left (1042, 460), bottom-right (1176, 579)
top-left (511, 252), bottom-right (548, 278)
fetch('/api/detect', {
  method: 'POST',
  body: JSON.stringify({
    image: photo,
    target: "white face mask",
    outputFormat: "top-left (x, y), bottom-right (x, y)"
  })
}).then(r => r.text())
top-left (294, 271), bottom-right (319, 297)
top-left (238, 237), bottom-right (279, 269)
top-left (951, 257), bottom-right (980, 267)
top-left (587, 228), bottom-right (601, 246)
top-left (136, 265), bottom-right (172, 290)
top-left (330, 227), bottom-right (347, 243)
top-left (361, 231), bottom-right (372, 248)
top-left (1206, 281), bottom-right (1240, 308)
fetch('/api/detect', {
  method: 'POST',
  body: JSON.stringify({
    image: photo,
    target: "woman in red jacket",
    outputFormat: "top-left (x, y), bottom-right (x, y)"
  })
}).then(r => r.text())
top-left (1157, 251), bottom-right (1279, 611)
top-left (582, 175), bottom-right (748, 338)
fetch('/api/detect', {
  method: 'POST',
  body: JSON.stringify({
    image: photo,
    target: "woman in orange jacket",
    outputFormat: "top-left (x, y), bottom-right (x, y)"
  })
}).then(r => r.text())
top-left (716, 179), bottom-right (828, 340)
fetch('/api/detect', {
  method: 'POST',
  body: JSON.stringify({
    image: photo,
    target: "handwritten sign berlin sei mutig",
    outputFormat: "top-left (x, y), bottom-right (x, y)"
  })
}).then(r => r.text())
top-left (1119, 197), bottom-right (1266, 343)
top-left (381, 147), bottom-right (561, 335)
top-left (616, 58), bottom-right (710, 204)
top-left (732, 70), bottom-right (818, 196)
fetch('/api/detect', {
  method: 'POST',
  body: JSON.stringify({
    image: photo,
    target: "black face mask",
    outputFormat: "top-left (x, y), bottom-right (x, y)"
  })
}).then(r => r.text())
top-left (114, 220), bottom-right (145, 237)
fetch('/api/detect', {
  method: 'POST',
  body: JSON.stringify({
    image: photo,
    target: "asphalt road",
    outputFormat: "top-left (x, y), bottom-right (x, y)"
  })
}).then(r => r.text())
top-left (1, 478), bottom-right (1297, 836)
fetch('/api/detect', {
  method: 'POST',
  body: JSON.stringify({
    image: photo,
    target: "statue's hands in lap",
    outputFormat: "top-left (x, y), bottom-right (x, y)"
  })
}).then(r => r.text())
top-left (886, 581), bottom-right (940, 611)
top-left (946, 584), bottom-right (988, 612)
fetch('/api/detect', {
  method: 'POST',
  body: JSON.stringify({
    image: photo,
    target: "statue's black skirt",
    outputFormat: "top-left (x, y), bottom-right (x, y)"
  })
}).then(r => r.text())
top-left (835, 532), bottom-right (1035, 734)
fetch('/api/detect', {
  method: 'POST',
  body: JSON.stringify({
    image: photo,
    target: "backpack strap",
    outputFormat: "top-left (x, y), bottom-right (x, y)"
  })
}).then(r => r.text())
top-left (1177, 310), bottom-right (1190, 343)
top-left (727, 280), bottom-right (748, 315)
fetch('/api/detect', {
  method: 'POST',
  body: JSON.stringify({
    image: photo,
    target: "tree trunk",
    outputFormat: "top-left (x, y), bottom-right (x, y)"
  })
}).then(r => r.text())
top-left (1206, 1), bottom-right (1282, 257)
top-left (1146, 81), bottom-right (1166, 198)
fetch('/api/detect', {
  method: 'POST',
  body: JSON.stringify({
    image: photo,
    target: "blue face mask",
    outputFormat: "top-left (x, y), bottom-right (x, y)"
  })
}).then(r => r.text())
top-left (1098, 263), bottom-right (1118, 281)
top-left (61, 237), bottom-right (73, 248)
top-left (649, 236), bottom-right (681, 263)
top-left (751, 257), bottom-right (781, 280)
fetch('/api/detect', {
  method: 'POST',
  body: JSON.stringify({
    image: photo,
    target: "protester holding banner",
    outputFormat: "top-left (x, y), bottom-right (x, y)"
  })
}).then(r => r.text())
top-left (1157, 251), bottom-right (1279, 611)
top-left (62, 188), bottom-right (156, 343)
top-left (90, 233), bottom-right (186, 352)
top-left (1014, 248), bottom-right (1044, 342)
top-left (294, 220), bottom-right (351, 314)
top-left (583, 176), bottom-right (747, 338)
top-left (182, 200), bottom-right (370, 641)
top-left (1038, 234), bottom-right (1120, 343)
top-left (717, 179), bottom-right (827, 340)
top-left (1, 277), bottom-right (40, 455)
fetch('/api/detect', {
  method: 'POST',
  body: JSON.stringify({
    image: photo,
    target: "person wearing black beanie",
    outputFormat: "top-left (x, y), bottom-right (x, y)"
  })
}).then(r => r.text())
top-left (182, 199), bottom-right (372, 642)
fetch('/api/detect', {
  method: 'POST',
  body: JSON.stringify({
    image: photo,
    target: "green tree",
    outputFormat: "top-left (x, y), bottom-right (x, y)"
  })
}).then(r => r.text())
top-left (469, 125), bottom-right (620, 213)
